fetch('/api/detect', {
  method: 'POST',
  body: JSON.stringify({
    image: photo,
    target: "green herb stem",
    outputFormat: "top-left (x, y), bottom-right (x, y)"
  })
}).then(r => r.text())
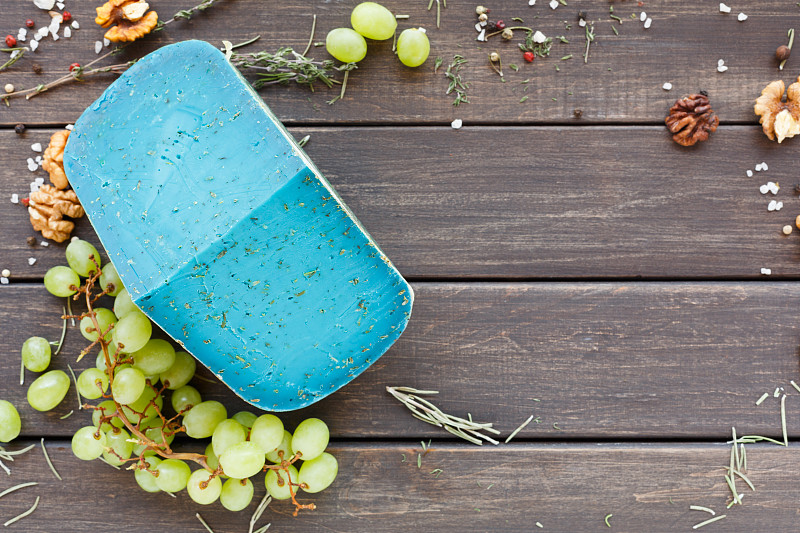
top-left (692, 514), bottom-right (726, 529)
top-left (41, 439), bottom-right (62, 481)
top-left (689, 505), bottom-right (714, 515)
top-left (3, 496), bottom-right (40, 527)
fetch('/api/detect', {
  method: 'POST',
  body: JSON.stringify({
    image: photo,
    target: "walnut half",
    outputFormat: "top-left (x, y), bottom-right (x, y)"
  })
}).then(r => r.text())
top-left (41, 129), bottom-right (70, 189)
top-left (28, 185), bottom-right (85, 243)
top-left (754, 77), bottom-right (800, 143)
top-left (95, 0), bottom-right (158, 43)
top-left (664, 93), bottom-right (719, 147)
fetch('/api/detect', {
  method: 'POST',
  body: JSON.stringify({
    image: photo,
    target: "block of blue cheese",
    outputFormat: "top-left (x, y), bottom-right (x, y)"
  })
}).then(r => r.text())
top-left (63, 40), bottom-right (413, 411)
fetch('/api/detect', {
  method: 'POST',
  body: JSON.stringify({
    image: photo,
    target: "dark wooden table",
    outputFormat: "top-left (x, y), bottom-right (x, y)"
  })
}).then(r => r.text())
top-left (3, 1), bottom-right (800, 531)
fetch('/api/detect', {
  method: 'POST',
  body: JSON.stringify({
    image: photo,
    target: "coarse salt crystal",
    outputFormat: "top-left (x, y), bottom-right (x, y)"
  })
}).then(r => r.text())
top-left (760, 184), bottom-right (769, 194)
top-left (17, 32), bottom-right (26, 42)
top-left (95, 40), bottom-right (102, 54)
top-left (776, 201), bottom-right (783, 210)
top-left (33, 33), bottom-right (42, 42)
top-left (52, 32), bottom-right (59, 41)
top-left (33, 0), bottom-right (56, 9)
top-left (738, 13), bottom-right (747, 21)
top-left (41, 241), bottom-right (49, 247)
top-left (767, 182), bottom-right (779, 194)
top-left (19, 28), bottom-right (27, 37)
top-left (31, 143), bottom-right (42, 152)
top-left (35, 156), bottom-right (42, 164)
top-left (65, 124), bottom-right (74, 130)
top-left (29, 39), bottom-right (39, 51)
top-left (755, 163), bottom-right (763, 171)
top-left (644, 18), bottom-right (652, 29)
top-left (529, 0), bottom-right (536, 4)
top-left (662, 82), bottom-right (672, 91)
top-left (717, 59), bottom-right (725, 67)
top-left (64, 27), bottom-right (71, 38)
top-left (578, 19), bottom-right (586, 27)
top-left (717, 65), bottom-right (728, 73)
top-left (720, 3), bottom-right (731, 13)
top-left (27, 158), bottom-right (37, 172)
top-left (549, 0), bottom-right (558, 9)
top-left (640, 11), bottom-right (646, 21)
top-left (38, 27), bottom-right (48, 37)
top-left (451, 119), bottom-right (463, 129)
top-left (0, 277), bottom-right (8, 285)
top-left (761, 162), bottom-right (768, 171)
top-left (34, 177), bottom-right (44, 186)
top-left (746, 170), bottom-right (753, 177)
top-left (475, 22), bottom-right (483, 32)
top-left (768, 200), bottom-right (778, 211)
top-left (56, 1), bottom-right (65, 8)
top-left (10, 194), bottom-right (19, 204)
top-left (533, 30), bottom-right (547, 43)
top-left (30, 182), bottom-right (39, 193)
top-left (103, 38), bottom-right (110, 47)
top-left (27, 257), bottom-right (37, 266)
top-left (761, 268), bottom-right (772, 275)
top-left (71, 20), bottom-right (79, 29)
top-left (476, 29), bottom-right (486, 41)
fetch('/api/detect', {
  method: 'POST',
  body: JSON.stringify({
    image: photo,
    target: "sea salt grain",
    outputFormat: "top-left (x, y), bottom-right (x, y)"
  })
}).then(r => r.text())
top-left (578, 19), bottom-right (586, 27)
top-left (56, 1), bottom-right (65, 8)
top-left (737, 13), bottom-right (747, 21)
top-left (746, 170), bottom-right (753, 177)
top-left (29, 40), bottom-right (39, 51)
top-left (761, 162), bottom-right (768, 171)
top-left (644, 18), bottom-right (652, 29)
top-left (533, 31), bottom-right (547, 43)
top-left (34, 177), bottom-right (44, 186)
top-left (27, 158), bottom-right (37, 172)
top-left (662, 82), bottom-right (672, 91)
top-left (767, 182), bottom-right (779, 194)
top-left (0, 278), bottom-right (8, 285)
top-left (760, 184), bottom-right (769, 194)
top-left (10, 194), bottom-right (18, 204)
top-left (761, 268), bottom-right (772, 275)
top-left (95, 40), bottom-right (102, 54)
top-left (27, 258), bottom-right (37, 266)
top-left (31, 143), bottom-right (42, 152)
top-left (64, 27), bottom-right (71, 38)
top-left (451, 119), bottom-right (463, 129)
top-left (71, 20), bottom-right (79, 29)
top-left (720, 3), bottom-right (731, 13)
top-left (640, 11), bottom-right (646, 21)
top-left (103, 38), bottom-right (111, 47)
top-left (41, 241), bottom-right (49, 247)
top-left (529, 0), bottom-right (536, 5)
top-left (776, 201), bottom-right (783, 210)
top-left (717, 59), bottom-right (728, 72)
top-left (549, 0), bottom-right (558, 9)
top-left (65, 124), bottom-right (74, 130)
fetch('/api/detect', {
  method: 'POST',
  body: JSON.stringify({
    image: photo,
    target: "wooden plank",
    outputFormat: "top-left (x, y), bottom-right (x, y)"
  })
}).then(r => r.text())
top-left (3, 282), bottom-right (800, 440)
top-left (2, 126), bottom-right (798, 280)
top-left (0, 0), bottom-right (792, 125)
top-left (0, 440), bottom-right (798, 532)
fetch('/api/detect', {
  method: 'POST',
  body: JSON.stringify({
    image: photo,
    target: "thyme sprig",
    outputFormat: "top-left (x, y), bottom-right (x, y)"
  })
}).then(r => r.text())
top-left (230, 47), bottom-right (344, 90)
top-left (583, 22), bottom-right (595, 63)
top-left (0, 47), bottom-right (26, 73)
top-left (444, 55), bottom-right (470, 106)
top-left (519, 31), bottom-right (553, 58)
top-left (386, 386), bottom-right (500, 445)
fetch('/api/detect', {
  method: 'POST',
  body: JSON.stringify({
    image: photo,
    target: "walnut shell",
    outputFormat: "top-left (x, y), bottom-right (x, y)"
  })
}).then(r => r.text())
top-left (96, 0), bottom-right (158, 43)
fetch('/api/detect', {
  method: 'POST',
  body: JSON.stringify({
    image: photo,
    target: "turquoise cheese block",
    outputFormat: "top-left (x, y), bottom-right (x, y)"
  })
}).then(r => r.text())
top-left (63, 40), bottom-right (413, 411)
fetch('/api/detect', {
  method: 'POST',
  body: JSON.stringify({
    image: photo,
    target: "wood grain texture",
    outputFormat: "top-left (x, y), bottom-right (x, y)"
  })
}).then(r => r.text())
top-left (0, 440), bottom-right (797, 532)
top-left (0, 0), bottom-right (794, 126)
top-left (2, 126), bottom-right (799, 280)
top-left (3, 283), bottom-right (800, 440)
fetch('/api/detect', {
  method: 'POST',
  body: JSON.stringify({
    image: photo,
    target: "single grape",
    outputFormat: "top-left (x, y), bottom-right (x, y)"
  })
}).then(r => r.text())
top-left (43, 265), bottom-right (80, 297)
top-left (113, 288), bottom-right (139, 319)
top-left (183, 400), bottom-right (227, 439)
top-left (171, 384), bottom-right (201, 413)
top-left (79, 307), bottom-right (116, 344)
top-left (326, 28), bottom-right (368, 63)
top-left (265, 464), bottom-right (299, 500)
top-left (111, 310), bottom-right (152, 353)
top-left (132, 339), bottom-right (175, 375)
top-left (112, 366), bottom-right (146, 405)
top-left (27, 370), bottom-right (70, 411)
top-left (159, 351), bottom-right (196, 390)
top-left (71, 425), bottom-right (107, 460)
top-left (155, 459), bottom-right (191, 492)
top-left (212, 419), bottom-right (247, 458)
top-left (219, 441), bottom-right (265, 479)
top-left (396, 27), bottom-right (430, 67)
top-left (299, 452), bottom-right (338, 493)
top-left (134, 454), bottom-right (162, 493)
top-left (92, 399), bottom-right (122, 431)
top-left (103, 427), bottom-right (133, 466)
top-left (65, 238), bottom-right (102, 277)
top-left (120, 384), bottom-right (163, 423)
top-left (99, 262), bottom-right (123, 296)
top-left (250, 414), bottom-right (284, 454)
top-left (21, 336), bottom-right (51, 373)
top-left (77, 368), bottom-right (109, 399)
top-left (265, 430), bottom-right (293, 464)
top-left (0, 400), bottom-right (21, 442)
top-left (187, 469), bottom-right (222, 505)
top-left (232, 411), bottom-right (257, 430)
top-left (291, 418), bottom-right (330, 461)
top-left (220, 478), bottom-right (254, 512)
top-left (204, 442), bottom-right (228, 479)
top-left (351, 2), bottom-right (397, 40)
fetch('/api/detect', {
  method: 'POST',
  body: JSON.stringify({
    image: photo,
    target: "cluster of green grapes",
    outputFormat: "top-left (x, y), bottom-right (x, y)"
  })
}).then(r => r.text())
top-left (326, 1), bottom-right (430, 68)
top-left (2, 238), bottom-right (338, 513)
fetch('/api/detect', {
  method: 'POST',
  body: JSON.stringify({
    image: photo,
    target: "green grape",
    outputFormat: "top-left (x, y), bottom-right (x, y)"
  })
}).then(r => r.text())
top-left (65, 238), bottom-right (101, 277)
top-left (219, 441), bottom-right (265, 479)
top-left (396, 28), bottom-right (430, 67)
top-left (299, 452), bottom-right (338, 493)
top-left (187, 469), bottom-right (222, 505)
top-left (43, 265), bottom-right (80, 297)
top-left (291, 418), bottom-right (330, 461)
top-left (71, 425), bottom-right (107, 460)
top-left (220, 478), bottom-right (254, 512)
top-left (183, 401), bottom-right (227, 439)
top-left (121, 385), bottom-right (163, 423)
top-left (21, 336), bottom-right (51, 373)
top-left (155, 459), bottom-right (191, 492)
top-left (103, 427), bottom-right (134, 466)
top-left (113, 288), bottom-right (139, 319)
top-left (77, 368), bottom-right (109, 399)
top-left (326, 28), bottom-right (368, 63)
top-left (204, 443), bottom-right (228, 479)
top-left (159, 351), bottom-right (196, 390)
top-left (111, 310), bottom-right (152, 353)
top-left (112, 366), bottom-right (146, 405)
top-left (265, 465), bottom-right (299, 500)
top-left (27, 370), bottom-right (69, 411)
top-left (79, 308), bottom-right (116, 343)
top-left (250, 414), bottom-right (284, 454)
top-left (132, 339), bottom-right (175, 375)
top-left (212, 419), bottom-right (247, 458)
top-left (265, 430), bottom-right (293, 463)
top-left (351, 2), bottom-right (396, 40)
top-left (99, 262), bottom-right (124, 296)
top-left (232, 411), bottom-right (257, 430)
top-left (0, 400), bottom-right (21, 442)
top-left (134, 454), bottom-right (162, 493)
top-left (92, 399), bottom-right (122, 431)
top-left (171, 385), bottom-right (201, 413)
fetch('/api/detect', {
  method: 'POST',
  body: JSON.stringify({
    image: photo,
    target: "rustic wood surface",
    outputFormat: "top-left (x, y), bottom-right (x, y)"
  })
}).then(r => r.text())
top-left (2, 0), bottom-right (800, 531)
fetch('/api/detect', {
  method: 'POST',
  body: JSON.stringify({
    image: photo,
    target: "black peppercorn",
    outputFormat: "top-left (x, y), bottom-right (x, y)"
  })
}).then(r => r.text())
top-left (573, 108), bottom-right (583, 119)
top-left (26, 236), bottom-right (37, 246)
top-left (14, 124), bottom-right (25, 134)
top-left (32, 63), bottom-right (43, 74)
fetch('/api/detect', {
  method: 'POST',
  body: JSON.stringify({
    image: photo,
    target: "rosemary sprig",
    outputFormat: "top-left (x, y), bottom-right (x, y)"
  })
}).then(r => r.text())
top-left (386, 386), bottom-right (500, 445)
top-left (444, 55), bottom-right (470, 106)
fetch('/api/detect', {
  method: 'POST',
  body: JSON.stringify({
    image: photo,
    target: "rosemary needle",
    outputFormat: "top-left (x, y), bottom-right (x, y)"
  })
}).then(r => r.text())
top-left (0, 482), bottom-right (37, 500)
top-left (692, 514), bottom-right (726, 529)
top-left (3, 496), bottom-right (40, 527)
top-left (54, 307), bottom-right (68, 356)
top-left (249, 494), bottom-right (272, 533)
top-left (505, 415), bottom-right (534, 443)
top-left (604, 513), bottom-right (613, 527)
top-left (781, 394), bottom-right (788, 446)
top-left (689, 505), bottom-right (715, 515)
top-left (755, 392), bottom-right (769, 406)
top-left (98, 456), bottom-right (121, 470)
top-left (196, 513), bottom-right (215, 533)
top-left (0, 459), bottom-right (9, 476)
top-left (41, 439), bottom-right (62, 481)
top-left (67, 364), bottom-right (82, 410)
top-left (60, 410), bottom-right (74, 419)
